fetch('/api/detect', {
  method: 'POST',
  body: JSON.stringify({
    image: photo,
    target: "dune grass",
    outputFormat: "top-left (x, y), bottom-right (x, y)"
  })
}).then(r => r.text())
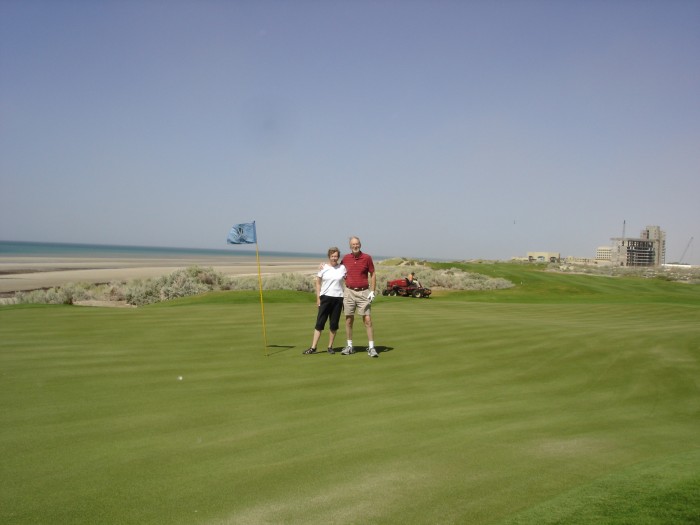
top-left (1, 267), bottom-right (699, 524)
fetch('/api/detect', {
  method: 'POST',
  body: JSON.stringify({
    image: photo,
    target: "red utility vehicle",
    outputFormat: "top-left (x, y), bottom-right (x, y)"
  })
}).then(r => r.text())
top-left (382, 278), bottom-right (432, 298)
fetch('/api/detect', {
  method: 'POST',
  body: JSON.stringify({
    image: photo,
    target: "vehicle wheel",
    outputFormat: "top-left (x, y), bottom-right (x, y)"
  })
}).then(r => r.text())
top-left (412, 290), bottom-right (423, 298)
top-left (382, 289), bottom-right (389, 296)
top-left (389, 289), bottom-right (397, 296)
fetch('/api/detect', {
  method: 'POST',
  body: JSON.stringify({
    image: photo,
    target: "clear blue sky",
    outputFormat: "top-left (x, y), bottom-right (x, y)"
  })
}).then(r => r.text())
top-left (2, 0), bottom-right (699, 263)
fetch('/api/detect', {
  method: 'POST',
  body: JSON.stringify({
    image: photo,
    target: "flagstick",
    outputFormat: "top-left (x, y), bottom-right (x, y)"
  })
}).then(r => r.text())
top-left (255, 240), bottom-right (269, 356)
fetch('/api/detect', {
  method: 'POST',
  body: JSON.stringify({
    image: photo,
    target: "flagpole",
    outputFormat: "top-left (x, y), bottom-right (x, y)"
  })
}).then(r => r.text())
top-left (255, 238), bottom-right (269, 356)
top-left (227, 220), bottom-right (267, 356)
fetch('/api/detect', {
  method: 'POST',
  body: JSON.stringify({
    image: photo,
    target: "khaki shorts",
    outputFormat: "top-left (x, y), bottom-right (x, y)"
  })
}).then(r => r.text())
top-left (343, 288), bottom-right (371, 316)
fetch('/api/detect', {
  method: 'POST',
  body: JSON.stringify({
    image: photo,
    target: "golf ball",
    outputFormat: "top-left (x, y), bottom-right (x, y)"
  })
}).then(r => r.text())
top-left (177, 376), bottom-right (183, 381)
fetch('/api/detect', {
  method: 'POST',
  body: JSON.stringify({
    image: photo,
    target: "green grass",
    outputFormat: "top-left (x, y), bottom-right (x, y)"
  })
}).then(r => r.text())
top-left (1, 266), bottom-right (699, 524)
top-left (428, 261), bottom-right (700, 304)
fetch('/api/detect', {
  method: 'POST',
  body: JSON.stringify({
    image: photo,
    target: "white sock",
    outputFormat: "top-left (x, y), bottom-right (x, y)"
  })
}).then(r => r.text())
top-left (347, 340), bottom-right (353, 347)
top-left (369, 340), bottom-right (375, 349)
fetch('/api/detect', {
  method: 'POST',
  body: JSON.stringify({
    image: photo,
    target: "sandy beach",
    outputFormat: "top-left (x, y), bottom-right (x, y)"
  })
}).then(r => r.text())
top-left (0, 254), bottom-right (319, 295)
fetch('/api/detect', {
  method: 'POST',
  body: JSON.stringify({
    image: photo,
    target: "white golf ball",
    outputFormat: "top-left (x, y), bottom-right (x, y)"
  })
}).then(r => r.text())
top-left (177, 376), bottom-right (183, 381)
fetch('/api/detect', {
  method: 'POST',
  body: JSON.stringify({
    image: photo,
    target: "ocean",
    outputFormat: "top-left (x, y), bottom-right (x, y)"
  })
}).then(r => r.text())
top-left (0, 240), bottom-right (322, 260)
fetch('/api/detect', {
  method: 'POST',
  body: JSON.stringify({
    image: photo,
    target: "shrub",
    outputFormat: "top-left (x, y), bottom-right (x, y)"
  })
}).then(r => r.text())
top-left (123, 266), bottom-right (236, 306)
top-left (225, 272), bottom-right (315, 292)
top-left (374, 262), bottom-right (513, 291)
top-left (124, 279), bottom-right (161, 306)
top-left (8, 262), bottom-right (515, 307)
top-left (15, 283), bottom-right (94, 305)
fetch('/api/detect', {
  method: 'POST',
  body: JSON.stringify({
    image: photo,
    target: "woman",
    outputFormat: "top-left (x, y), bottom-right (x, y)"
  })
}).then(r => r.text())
top-left (304, 247), bottom-right (346, 354)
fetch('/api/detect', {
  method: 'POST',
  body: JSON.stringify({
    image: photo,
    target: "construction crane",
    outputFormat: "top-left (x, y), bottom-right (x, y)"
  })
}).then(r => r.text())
top-left (679, 237), bottom-right (693, 264)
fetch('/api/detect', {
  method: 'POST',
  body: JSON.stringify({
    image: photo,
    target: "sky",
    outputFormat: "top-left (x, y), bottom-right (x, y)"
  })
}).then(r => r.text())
top-left (1, 0), bottom-right (699, 263)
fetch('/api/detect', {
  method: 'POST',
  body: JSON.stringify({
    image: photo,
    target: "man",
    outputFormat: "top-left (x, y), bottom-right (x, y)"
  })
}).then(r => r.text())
top-left (340, 236), bottom-right (378, 358)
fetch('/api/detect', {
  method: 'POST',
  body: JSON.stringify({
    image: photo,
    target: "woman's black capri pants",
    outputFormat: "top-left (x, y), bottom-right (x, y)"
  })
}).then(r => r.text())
top-left (315, 295), bottom-right (344, 331)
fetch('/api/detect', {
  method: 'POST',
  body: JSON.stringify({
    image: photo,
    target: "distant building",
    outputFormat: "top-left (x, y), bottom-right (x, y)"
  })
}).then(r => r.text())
top-left (517, 225), bottom-right (666, 267)
top-left (596, 246), bottom-right (612, 262)
top-left (565, 255), bottom-right (598, 265)
top-left (527, 251), bottom-right (560, 263)
top-left (610, 225), bottom-right (666, 267)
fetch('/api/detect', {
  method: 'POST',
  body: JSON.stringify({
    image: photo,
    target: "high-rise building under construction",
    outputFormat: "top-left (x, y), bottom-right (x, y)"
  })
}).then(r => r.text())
top-left (610, 225), bottom-right (666, 267)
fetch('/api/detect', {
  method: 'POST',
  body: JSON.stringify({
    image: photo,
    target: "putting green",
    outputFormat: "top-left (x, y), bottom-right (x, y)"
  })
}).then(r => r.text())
top-left (1, 273), bottom-right (699, 524)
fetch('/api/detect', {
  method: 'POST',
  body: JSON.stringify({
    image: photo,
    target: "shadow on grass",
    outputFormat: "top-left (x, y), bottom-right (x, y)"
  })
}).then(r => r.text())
top-left (271, 345), bottom-right (396, 356)
top-left (266, 344), bottom-right (295, 356)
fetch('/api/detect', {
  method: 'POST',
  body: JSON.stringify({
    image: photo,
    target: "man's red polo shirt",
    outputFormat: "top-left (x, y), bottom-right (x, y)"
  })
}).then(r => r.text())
top-left (342, 252), bottom-right (375, 289)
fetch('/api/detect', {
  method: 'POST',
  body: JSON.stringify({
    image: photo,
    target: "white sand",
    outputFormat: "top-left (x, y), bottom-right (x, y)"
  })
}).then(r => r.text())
top-left (0, 255), bottom-right (319, 294)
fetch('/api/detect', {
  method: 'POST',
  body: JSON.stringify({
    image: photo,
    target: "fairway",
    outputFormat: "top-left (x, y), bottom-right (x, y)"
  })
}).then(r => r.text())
top-left (1, 274), bottom-right (699, 524)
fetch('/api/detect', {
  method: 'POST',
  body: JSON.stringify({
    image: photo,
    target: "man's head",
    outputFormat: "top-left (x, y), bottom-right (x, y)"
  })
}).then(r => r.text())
top-left (349, 236), bottom-right (362, 255)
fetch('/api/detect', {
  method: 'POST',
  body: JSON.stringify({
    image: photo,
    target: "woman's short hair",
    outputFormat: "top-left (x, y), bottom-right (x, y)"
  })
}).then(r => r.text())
top-left (327, 247), bottom-right (340, 258)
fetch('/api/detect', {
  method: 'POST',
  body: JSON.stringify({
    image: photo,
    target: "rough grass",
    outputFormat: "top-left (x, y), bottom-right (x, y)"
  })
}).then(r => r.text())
top-left (1, 268), bottom-right (699, 524)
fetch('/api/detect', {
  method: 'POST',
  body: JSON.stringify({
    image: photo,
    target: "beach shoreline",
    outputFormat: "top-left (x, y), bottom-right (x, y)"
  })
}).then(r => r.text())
top-left (0, 254), bottom-right (320, 295)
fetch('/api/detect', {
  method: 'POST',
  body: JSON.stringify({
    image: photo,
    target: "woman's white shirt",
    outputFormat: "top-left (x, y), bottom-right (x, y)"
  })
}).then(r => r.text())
top-left (317, 264), bottom-right (346, 297)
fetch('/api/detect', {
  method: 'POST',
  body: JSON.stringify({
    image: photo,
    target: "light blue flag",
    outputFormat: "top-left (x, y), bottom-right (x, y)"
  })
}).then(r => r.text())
top-left (227, 221), bottom-right (257, 244)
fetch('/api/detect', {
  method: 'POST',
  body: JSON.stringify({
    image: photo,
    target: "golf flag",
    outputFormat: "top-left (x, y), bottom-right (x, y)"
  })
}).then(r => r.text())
top-left (226, 220), bottom-right (268, 355)
top-left (227, 221), bottom-right (257, 244)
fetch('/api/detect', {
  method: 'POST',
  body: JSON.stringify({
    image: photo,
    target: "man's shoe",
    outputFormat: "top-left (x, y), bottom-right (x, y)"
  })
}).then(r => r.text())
top-left (368, 347), bottom-right (379, 358)
top-left (340, 346), bottom-right (355, 355)
top-left (303, 348), bottom-right (317, 354)
top-left (327, 347), bottom-right (335, 354)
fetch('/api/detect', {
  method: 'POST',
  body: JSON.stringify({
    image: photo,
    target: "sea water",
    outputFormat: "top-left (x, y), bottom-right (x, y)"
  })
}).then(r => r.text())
top-left (0, 240), bottom-right (321, 260)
